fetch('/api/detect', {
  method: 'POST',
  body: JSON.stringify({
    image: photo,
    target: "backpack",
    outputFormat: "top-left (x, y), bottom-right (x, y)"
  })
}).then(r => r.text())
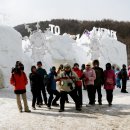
top-left (105, 71), bottom-right (114, 85)
top-left (106, 78), bottom-right (114, 85)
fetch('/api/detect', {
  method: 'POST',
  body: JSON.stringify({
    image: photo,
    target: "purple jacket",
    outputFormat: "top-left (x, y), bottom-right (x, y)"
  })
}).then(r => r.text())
top-left (104, 69), bottom-right (115, 90)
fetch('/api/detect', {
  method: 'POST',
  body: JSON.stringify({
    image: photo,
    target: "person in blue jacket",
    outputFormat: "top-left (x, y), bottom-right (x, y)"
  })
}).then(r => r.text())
top-left (115, 67), bottom-right (121, 88)
top-left (47, 66), bottom-right (60, 109)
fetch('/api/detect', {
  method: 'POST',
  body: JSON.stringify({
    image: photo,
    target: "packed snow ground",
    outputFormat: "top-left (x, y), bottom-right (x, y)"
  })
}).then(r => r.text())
top-left (0, 81), bottom-right (130, 130)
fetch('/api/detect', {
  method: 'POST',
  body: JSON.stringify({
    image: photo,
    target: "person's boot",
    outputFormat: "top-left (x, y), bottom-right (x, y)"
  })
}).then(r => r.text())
top-left (32, 106), bottom-right (36, 110)
top-left (99, 102), bottom-right (102, 105)
top-left (47, 105), bottom-right (51, 109)
top-left (121, 90), bottom-right (128, 93)
top-left (65, 100), bottom-right (69, 103)
top-left (59, 109), bottom-right (64, 112)
top-left (76, 106), bottom-right (82, 111)
top-left (52, 102), bottom-right (59, 106)
top-left (108, 102), bottom-right (112, 106)
top-left (25, 109), bottom-right (31, 112)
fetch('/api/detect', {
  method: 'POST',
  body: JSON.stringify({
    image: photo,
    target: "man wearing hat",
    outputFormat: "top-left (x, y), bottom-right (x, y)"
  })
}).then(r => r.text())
top-left (57, 63), bottom-right (81, 112)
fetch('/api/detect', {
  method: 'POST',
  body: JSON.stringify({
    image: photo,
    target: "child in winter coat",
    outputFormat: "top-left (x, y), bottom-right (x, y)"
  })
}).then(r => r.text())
top-left (104, 63), bottom-right (115, 106)
top-left (10, 62), bottom-right (31, 112)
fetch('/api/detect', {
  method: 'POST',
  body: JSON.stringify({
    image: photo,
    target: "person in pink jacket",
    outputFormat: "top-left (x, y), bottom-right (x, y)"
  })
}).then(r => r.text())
top-left (104, 63), bottom-right (115, 106)
top-left (83, 63), bottom-right (96, 105)
top-left (128, 66), bottom-right (130, 79)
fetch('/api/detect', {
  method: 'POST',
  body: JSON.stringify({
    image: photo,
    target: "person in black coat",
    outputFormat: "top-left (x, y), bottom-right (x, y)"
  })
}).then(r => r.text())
top-left (29, 66), bottom-right (42, 109)
top-left (92, 60), bottom-right (104, 105)
top-left (120, 64), bottom-right (128, 93)
top-left (36, 61), bottom-right (48, 105)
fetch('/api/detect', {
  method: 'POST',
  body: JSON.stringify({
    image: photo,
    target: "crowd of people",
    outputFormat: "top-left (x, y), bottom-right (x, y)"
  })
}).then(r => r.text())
top-left (10, 60), bottom-right (129, 113)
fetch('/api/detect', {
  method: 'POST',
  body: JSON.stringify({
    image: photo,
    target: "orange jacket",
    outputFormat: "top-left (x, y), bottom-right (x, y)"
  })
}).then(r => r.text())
top-left (10, 72), bottom-right (28, 90)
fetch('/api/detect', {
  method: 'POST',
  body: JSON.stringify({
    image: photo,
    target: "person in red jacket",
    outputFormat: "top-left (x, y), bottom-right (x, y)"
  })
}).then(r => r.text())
top-left (10, 62), bottom-right (31, 113)
top-left (104, 63), bottom-right (115, 106)
top-left (73, 63), bottom-right (83, 106)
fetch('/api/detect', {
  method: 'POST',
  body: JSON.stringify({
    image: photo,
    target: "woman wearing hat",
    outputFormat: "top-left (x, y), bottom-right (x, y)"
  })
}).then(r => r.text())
top-left (83, 63), bottom-right (96, 105)
top-left (10, 62), bottom-right (31, 112)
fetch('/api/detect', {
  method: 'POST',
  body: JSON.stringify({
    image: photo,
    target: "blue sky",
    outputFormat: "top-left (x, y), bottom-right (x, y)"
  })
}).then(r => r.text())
top-left (0, 0), bottom-right (130, 26)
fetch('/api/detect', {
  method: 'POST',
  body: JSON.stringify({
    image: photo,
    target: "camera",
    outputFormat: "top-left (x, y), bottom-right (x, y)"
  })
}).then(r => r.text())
top-left (67, 83), bottom-right (73, 90)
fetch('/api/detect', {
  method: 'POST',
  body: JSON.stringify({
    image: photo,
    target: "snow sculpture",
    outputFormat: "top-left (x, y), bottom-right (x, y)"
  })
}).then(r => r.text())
top-left (89, 37), bottom-right (101, 61)
top-left (25, 24), bottom-right (32, 34)
top-left (76, 27), bottom-right (127, 68)
top-left (0, 69), bottom-right (4, 88)
top-left (36, 22), bottom-right (40, 31)
top-left (24, 23), bottom-right (48, 66)
top-left (30, 31), bottom-right (48, 63)
top-left (23, 24), bottom-right (127, 71)
top-left (0, 25), bottom-right (23, 87)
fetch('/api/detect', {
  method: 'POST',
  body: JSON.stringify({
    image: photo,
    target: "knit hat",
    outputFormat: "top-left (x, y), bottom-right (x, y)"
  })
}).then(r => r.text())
top-left (86, 62), bottom-right (91, 67)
